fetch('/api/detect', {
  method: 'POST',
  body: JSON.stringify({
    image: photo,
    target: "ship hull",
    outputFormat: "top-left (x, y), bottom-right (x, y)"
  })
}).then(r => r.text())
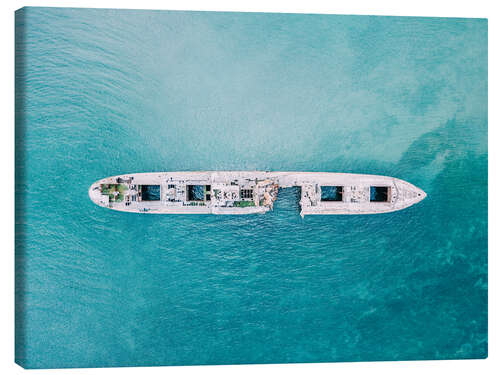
top-left (88, 171), bottom-right (426, 216)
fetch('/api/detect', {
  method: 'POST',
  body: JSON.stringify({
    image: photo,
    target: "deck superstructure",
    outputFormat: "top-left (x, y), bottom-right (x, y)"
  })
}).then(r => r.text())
top-left (89, 171), bottom-right (426, 216)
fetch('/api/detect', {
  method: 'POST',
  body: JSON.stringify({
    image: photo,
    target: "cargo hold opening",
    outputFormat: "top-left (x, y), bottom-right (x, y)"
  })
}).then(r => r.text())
top-left (141, 185), bottom-right (161, 201)
top-left (320, 186), bottom-right (343, 201)
top-left (370, 186), bottom-right (390, 202)
top-left (187, 185), bottom-right (205, 201)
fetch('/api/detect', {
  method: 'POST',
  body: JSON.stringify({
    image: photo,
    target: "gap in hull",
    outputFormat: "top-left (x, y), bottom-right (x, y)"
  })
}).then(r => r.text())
top-left (272, 187), bottom-right (302, 214)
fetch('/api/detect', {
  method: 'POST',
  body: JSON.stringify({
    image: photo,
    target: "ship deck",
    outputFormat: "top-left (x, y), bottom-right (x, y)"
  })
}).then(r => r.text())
top-left (88, 171), bottom-right (426, 216)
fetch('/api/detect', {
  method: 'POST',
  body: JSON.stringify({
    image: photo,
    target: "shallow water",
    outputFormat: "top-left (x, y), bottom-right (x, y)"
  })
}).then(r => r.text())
top-left (15, 8), bottom-right (487, 368)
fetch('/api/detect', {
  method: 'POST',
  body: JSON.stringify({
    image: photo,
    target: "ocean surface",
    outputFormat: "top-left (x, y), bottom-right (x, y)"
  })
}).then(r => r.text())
top-left (15, 8), bottom-right (488, 368)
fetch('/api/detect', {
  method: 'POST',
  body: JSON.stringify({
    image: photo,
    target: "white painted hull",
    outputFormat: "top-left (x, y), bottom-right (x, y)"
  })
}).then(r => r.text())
top-left (89, 171), bottom-right (426, 216)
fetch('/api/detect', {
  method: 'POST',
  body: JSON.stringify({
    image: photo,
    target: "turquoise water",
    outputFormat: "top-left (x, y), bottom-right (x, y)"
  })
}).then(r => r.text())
top-left (15, 8), bottom-right (487, 368)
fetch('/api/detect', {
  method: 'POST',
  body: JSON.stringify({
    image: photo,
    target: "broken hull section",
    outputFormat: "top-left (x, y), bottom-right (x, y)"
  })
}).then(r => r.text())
top-left (88, 171), bottom-right (426, 216)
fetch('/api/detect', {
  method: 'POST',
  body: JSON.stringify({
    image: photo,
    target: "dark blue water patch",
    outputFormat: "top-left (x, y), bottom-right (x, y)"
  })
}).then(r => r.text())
top-left (321, 186), bottom-right (343, 201)
top-left (370, 186), bottom-right (388, 202)
top-left (187, 185), bottom-right (205, 201)
top-left (141, 185), bottom-right (160, 201)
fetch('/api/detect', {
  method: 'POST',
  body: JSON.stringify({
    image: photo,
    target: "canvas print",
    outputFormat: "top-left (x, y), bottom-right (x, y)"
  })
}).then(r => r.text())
top-left (15, 7), bottom-right (487, 368)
